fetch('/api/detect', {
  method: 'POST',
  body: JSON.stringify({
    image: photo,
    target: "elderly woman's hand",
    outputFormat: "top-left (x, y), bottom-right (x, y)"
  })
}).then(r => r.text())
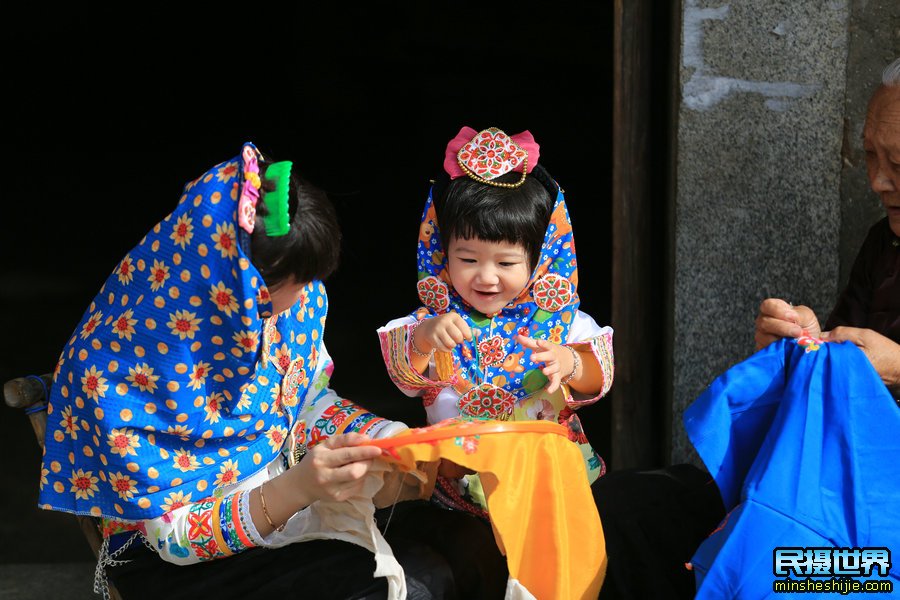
top-left (821, 327), bottom-right (900, 392)
top-left (754, 298), bottom-right (822, 350)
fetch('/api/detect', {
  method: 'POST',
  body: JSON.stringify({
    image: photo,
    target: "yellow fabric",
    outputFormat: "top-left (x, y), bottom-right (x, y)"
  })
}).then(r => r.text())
top-left (375, 419), bottom-right (606, 600)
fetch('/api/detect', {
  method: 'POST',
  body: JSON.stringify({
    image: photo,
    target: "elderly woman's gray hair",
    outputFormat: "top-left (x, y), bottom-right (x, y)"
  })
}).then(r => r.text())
top-left (883, 57), bottom-right (900, 87)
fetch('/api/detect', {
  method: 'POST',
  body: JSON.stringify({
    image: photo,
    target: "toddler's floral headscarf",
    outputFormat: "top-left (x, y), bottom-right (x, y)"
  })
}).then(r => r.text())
top-left (413, 128), bottom-right (580, 420)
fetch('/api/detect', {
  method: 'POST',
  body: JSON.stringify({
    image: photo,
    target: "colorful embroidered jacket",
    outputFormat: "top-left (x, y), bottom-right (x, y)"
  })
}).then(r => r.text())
top-left (378, 313), bottom-right (613, 483)
top-left (377, 178), bottom-right (614, 484)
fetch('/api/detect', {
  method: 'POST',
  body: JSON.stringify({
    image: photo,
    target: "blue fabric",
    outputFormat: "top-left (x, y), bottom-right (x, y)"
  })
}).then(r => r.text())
top-left (684, 338), bottom-right (900, 597)
top-left (38, 143), bottom-right (328, 521)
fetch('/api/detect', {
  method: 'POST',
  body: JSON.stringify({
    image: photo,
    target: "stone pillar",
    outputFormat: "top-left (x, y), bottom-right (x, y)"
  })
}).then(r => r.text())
top-left (671, 0), bottom-right (849, 463)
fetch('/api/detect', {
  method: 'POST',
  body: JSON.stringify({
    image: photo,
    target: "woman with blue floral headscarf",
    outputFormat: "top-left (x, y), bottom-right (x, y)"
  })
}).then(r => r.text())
top-left (38, 143), bottom-right (457, 599)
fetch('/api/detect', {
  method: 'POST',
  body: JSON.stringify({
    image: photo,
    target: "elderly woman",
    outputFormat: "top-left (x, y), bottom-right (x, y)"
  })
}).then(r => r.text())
top-left (755, 57), bottom-right (900, 397)
top-left (685, 58), bottom-right (900, 598)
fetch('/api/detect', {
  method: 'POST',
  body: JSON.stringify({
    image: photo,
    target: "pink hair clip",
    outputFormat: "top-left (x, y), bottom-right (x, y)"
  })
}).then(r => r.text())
top-left (238, 145), bottom-right (262, 234)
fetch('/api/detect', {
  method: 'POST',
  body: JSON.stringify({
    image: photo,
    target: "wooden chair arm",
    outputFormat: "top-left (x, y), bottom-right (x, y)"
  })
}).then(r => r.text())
top-left (4, 374), bottom-right (52, 447)
top-left (3, 373), bottom-right (52, 408)
top-left (5, 372), bottom-right (124, 599)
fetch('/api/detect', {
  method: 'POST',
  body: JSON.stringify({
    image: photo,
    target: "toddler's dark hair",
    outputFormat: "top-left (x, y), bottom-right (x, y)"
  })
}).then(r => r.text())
top-left (250, 160), bottom-right (341, 287)
top-left (434, 165), bottom-right (557, 270)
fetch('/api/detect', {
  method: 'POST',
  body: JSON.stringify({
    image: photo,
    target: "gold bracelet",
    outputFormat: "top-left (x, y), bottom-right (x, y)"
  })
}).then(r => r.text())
top-left (259, 481), bottom-right (285, 532)
top-left (560, 345), bottom-right (580, 386)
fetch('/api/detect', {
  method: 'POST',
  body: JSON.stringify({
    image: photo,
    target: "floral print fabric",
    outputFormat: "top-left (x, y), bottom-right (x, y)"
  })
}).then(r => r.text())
top-left (38, 143), bottom-right (366, 522)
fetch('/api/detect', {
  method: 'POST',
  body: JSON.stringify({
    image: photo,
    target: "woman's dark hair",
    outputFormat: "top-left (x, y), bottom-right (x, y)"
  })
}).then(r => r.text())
top-left (250, 160), bottom-right (341, 287)
top-left (434, 164), bottom-right (557, 270)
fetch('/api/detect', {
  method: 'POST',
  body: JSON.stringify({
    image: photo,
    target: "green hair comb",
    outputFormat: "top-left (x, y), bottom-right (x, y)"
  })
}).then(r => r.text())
top-left (262, 161), bottom-right (292, 237)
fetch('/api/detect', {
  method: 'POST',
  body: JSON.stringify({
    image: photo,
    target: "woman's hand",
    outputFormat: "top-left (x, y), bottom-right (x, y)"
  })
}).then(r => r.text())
top-left (253, 433), bottom-right (383, 536)
top-left (754, 298), bottom-right (821, 350)
top-left (287, 433), bottom-right (383, 505)
top-left (820, 327), bottom-right (900, 391)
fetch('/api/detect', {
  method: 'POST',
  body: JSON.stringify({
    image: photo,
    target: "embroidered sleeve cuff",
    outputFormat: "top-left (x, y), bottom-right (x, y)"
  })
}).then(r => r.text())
top-left (565, 330), bottom-right (615, 407)
top-left (239, 487), bottom-right (267, 547)
top-left (221, 491), bottom-right (259, 553)
top-left (305, 393), bottom-right (393, 447)
top-left (170, 491), bottom-right (260, 561)
top-left (378, 323), bottom-right (454, 393)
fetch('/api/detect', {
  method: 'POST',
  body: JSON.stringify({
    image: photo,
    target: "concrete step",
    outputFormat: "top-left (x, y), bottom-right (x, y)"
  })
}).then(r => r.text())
top-left (0, 563), bottom-right (96, 600)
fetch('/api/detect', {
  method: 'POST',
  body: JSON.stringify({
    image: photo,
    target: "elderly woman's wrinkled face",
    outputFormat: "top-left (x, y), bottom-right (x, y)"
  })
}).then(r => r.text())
top-left (864, 85), bottom-right (900, 237)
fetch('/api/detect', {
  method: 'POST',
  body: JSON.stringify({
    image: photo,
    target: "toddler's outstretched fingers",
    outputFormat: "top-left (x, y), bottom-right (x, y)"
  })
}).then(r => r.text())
top-left (451, 314), bottom-right (474, 340)
top-left (541, 358), bottom-right (561, 393)
top-left (546, 373), bottom-right (561, 394)
top-left (517, 335), bottom-right (544, 351)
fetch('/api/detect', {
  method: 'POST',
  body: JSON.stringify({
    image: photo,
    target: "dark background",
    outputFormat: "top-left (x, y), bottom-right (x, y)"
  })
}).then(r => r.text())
top-left (1, 6), bottom-right (613, 563)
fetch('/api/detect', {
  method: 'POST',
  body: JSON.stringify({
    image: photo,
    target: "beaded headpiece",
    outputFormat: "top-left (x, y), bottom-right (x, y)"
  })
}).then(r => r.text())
top-left (443, 127), bottom-right (540, 189)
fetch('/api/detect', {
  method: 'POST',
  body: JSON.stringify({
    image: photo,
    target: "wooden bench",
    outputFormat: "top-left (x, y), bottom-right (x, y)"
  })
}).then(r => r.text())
top-left (4, 374), bottom-right (123, 600)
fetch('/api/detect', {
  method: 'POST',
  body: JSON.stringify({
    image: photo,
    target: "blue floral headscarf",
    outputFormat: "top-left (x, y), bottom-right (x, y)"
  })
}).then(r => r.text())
top-left (413, 180), bottom-right (580, 420)
top-left (39, 143), bottom-right (328, 521)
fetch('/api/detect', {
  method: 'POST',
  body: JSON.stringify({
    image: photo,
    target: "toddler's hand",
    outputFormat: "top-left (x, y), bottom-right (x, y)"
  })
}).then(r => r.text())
top-left (414, 312), bottom-right (473, 353)
top-left (517, 335), bottom-right (573, 394)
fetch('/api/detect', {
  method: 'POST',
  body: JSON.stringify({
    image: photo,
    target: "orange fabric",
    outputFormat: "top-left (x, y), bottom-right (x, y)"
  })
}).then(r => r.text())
top-left (373, 419), bottom-right (606, 599)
